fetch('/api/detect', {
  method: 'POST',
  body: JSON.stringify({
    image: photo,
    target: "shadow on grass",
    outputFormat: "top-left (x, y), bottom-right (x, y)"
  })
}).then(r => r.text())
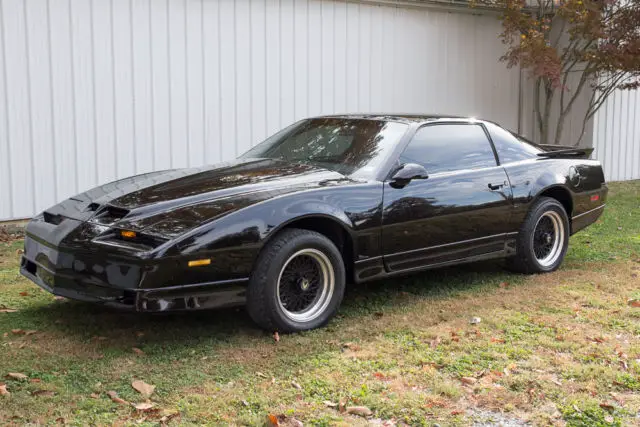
top-left (14, 260), bottom-right (512, 349)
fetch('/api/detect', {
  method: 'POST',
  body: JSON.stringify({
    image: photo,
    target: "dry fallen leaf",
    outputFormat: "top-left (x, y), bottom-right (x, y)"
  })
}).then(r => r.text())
top-left (498, 282), bottom-right (509, 288)
top-left (342, 342), bottom-right (361, 351)
top-left (159, 411), bottom-right (180, 424)
top-left (0, 383), bottom-right (9, 396)
top-left (460, 377), bottom-right (477, 385)
top-left (628, 299), bottom-right (640, 308)
top-left (132, 347), bottom-right (145, 356)
top-left (131, 380), bottom-right (155, 397)
top-left (490, 337), bottom-right (506, 344)
top-left (273, 332), bottom-right (280, 342)
top-left (256, 371), bottom-right (267, 378)
top-left (11, 329), bottom-right (25, 335)
top-left (266, 414), bottom-right (279, 426)
top-left (19, 291), bottom-right (30, 297)
top-left (599, 402), bottom-right (615, 412)
top-left (288, 418), bottom-right (303, 427)
top-left (323, 400), bottom-right (338, 408)
top-left (24, 330), bottom-right (37, 336)
top-left (469, 317), bottom-right (482, 325)
top-left (6, 372), bottom-right (28, 380)
top-left (90, 393), bottom-right (100, 399)
top-left (346, 406), bottom-right (373, 417)
top-left (133, 402), bottom-right (156, 411)
top-left (609, 392), bottom-right (624, 405)
top-left (0, 308), bottom-right (18, 313)
top-left (107, 390), bottom-right (129, 405)
top-left (291, 380), bottom-right (302, 390)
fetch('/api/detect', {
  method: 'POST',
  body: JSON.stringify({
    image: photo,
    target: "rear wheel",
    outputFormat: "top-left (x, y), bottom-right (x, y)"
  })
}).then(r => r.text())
top-left (507, 197), bottom-right (569, 274)
top-left (246, 228), bottom-right (346, 333)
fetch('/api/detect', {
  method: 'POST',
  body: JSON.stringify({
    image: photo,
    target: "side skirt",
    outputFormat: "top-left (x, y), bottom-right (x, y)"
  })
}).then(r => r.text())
top-left (354, 249), bottom-right (509, 284)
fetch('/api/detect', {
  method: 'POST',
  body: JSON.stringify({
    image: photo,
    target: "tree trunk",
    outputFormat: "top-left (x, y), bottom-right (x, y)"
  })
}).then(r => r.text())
top-left (539, 81), bottom-right (554, 145)
top-left (554, 112), bottom-right (566, 146)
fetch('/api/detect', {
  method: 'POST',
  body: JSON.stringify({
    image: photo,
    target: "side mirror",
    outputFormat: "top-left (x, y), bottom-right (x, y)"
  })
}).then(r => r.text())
top-left (391, 163), bottom-right (429, 183)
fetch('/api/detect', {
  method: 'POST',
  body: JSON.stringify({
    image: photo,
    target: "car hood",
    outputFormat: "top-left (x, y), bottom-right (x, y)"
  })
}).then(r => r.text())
top-left (44, 158), bottom-right (356, 238)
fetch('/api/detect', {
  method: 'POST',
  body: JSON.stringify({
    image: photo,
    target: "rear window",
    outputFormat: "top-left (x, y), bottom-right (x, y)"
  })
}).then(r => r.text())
top-left (484, 122), bottom-right (542, 164)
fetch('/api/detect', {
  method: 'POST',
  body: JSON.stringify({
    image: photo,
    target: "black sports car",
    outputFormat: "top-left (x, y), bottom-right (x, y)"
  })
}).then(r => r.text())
top-left (21, 115), bottom-right (607, 332)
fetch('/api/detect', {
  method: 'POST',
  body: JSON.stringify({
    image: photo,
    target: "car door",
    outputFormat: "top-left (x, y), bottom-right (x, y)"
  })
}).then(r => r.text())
top-left (381, 122), bottom-right (514, 272)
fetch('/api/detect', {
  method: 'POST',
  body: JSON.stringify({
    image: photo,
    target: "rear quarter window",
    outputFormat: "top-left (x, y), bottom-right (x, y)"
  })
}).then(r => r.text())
top-left (485, 122), bottom-right (541, 164)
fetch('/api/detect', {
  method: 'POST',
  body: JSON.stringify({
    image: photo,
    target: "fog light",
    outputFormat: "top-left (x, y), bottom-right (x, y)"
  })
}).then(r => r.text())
top-left (120, 230), bottom-right (136, 239)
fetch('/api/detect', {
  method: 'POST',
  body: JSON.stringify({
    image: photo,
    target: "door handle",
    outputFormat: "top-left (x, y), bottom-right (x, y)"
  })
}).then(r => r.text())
top-left (488, 183), bottom-right (504, 191)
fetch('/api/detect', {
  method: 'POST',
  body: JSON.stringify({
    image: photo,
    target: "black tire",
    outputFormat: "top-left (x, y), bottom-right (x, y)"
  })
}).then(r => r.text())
top-left (507, 197), bottom-right (570, 274)
top-left (246, 228), bottom-right (346, 333)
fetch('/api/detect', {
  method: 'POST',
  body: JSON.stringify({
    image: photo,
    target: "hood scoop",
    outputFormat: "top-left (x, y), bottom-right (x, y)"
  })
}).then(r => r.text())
top-left (43, 211), bottom-right (65, 225)
top-left (90, 205), bottom-right (130, 225)
top-left (85, 202), bottom-right (101, 212)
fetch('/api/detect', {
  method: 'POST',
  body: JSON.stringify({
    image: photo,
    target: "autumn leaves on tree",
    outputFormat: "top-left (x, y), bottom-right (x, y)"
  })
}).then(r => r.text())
top-left (477, 0), bottom-right (640, 145)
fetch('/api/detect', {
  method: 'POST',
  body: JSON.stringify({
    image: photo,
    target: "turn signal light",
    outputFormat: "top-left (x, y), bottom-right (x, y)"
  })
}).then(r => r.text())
top-left (188, 259), bottom-right (211, 267)
top-left (120, 230), bottom-right (137, 239)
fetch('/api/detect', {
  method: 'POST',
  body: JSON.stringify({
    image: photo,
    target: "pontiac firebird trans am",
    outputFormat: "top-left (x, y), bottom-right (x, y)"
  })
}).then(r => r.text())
top-left (21, 115), bottom-right (607, 332)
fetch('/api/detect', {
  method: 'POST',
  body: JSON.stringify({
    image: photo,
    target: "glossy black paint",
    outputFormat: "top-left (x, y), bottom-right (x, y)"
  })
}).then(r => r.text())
top-left (20, 115), bottom-right (608, 313)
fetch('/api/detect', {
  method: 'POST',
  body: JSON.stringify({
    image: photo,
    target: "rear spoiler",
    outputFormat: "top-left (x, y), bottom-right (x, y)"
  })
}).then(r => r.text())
top-left (536, 144), bottom-right (594, 159)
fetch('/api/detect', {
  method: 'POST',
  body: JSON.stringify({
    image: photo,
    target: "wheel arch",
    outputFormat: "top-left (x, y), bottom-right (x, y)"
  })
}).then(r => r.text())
top-left (537, 185), bottom-right (573, 220)
top-left (263, 214), bottom-right (356, 282)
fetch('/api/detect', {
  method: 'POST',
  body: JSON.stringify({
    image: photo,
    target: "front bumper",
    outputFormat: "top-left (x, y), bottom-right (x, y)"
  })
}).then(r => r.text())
top-left (20, 220), bottom-right (249, 312)
top-left (21, 252), bottom-right (248, 312)
top-left (21, 256), bottom-right (138, 309)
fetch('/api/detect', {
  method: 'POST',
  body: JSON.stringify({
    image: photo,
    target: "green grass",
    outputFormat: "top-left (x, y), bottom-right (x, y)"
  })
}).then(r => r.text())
top-left (1, 181), bottom-right (639, 426)
top-left (566, 180), bottom-right (640, 263)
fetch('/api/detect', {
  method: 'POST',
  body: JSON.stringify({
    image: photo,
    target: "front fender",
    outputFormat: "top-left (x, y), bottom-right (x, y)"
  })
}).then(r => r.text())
top-left (157, 183), bottom-right (383, 276)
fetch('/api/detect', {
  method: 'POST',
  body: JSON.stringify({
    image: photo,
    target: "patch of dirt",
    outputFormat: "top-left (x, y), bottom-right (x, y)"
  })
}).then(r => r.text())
top-left (470, 409), bottom-right (532, 426)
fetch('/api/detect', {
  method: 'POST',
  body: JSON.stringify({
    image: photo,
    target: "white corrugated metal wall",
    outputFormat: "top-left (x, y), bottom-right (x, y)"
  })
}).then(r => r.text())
top-left (593, 87), bottom-right (640, 182)
top-left (0, 0), bottom-right (522, 221)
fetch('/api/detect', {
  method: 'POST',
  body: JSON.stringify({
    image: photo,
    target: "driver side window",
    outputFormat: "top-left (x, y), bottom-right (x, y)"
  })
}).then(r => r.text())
top-left (400, 124), bottom-right (498, 174)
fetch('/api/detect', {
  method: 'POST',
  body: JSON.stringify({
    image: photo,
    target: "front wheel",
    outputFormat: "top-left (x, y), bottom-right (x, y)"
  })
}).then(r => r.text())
top-left (246, 228), bottom-right (346, 333)
top-left (507, 197), bottom-right (570, 274)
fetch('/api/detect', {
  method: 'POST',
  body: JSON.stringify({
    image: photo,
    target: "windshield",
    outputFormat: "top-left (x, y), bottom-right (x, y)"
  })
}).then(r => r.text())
top-left (240, 118), bottom-right (408, 178)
